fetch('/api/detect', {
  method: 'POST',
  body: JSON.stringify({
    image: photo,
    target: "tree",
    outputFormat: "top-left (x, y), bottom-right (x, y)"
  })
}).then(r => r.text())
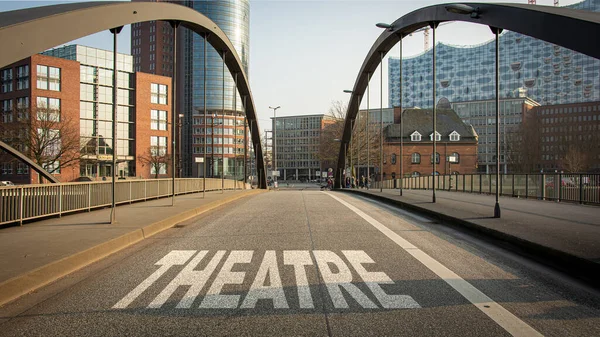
top-left (0, 105), bottom-right (81, 177)
top-left (316, 101), bottom-right (345, 173)
top-left (139, 146), bottom-right (170, 179)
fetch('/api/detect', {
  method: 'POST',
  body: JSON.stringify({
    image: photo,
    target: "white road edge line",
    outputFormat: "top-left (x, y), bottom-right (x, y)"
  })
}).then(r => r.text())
top-left (325, 192), bottom-right (543, 337)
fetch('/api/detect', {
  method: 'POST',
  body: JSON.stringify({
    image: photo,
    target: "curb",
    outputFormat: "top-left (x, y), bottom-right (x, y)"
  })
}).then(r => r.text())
top-left (341, 189), bottom-right (599, 286)
top-left (0, 189), bottom-right (265, 308)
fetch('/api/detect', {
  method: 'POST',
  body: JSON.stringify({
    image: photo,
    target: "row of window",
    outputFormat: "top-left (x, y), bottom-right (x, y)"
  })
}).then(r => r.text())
top-left (537, 105), bottom-right (599, 115)
top-left (0, 162), bottom-right (30, 175)
top-left (410, 131), bottom-right (461, 142)
top-left (541, 114), bottom-right (598, 124)
top-left (407, 152), bottom-right (461, 164)
top-left (191, 147), bottom-right (240, 154)
top-left (1, 65), bottom-right (60, 92)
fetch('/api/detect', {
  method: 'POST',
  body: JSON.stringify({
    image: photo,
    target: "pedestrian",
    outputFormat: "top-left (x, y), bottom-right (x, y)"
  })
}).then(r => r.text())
top-left (361, 175), bottom-right (365, 189)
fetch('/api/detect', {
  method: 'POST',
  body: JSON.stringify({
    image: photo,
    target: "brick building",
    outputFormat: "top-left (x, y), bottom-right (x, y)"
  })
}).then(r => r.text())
top-left (0, 45), bottom-right (173, 184)
top-left (0, 54), bottom-right (80, 184)
top-left (527, 101), bottom-right (600, 172)
top-left (380, 107), bottom-right (478, 179)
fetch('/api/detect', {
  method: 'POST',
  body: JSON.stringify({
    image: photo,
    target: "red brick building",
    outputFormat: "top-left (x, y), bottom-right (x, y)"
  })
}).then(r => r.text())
top-left (134, 72), bottom-right (173, 179)
top-left (380, 107), bottom-right (478, 179)
top-left (0, 55), bottom-right (80, 184)
top-left (528, 101), bottom-right (600, 172)
top-left (1, 46), bottom-right (173, 184)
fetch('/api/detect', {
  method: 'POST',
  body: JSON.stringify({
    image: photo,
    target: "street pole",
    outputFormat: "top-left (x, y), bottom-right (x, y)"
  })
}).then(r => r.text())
top-left (202, 33), bottom-right (209, 199)
top-left (380, 51), bottom-right (384, 192)
top-left (492, 26), bottom-right (502, 218)
top-left (366, 72), bottom-right (371, 189)
top-left (170, 21), bottom-right (179, 206)
top-left (233, 72), bottom-right (238, 190)
top-left (109, 26), bottom-right (122, 224)
top-left (243, 96), bottom-right (247, 187)
top-left (399, 35), bottom-right (403, 196)
top-left (431, 22), bottom-right (438, 203)
top-left (221, 50), bottom-right (226, 194)
top-left (269, 106), bottom-right (280, 187)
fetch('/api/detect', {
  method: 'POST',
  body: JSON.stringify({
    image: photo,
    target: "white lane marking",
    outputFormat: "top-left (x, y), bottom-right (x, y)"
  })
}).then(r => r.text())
top-left (113, 250), bottom-right (196, 309)
top-left (199, 250), bottom-right (253, 309)
top-left (343, 250), bottom-right (420, 309)
top-left (326, 192), bottom-right (543, 337)
top-left (283, 250), bottom-right (315, 309)
top-left (240, 251), bottom-right (289, 309)
top-left (313, 250), bottom-right (378, 309)
top-left (148, 250), bottom-right (225, 309)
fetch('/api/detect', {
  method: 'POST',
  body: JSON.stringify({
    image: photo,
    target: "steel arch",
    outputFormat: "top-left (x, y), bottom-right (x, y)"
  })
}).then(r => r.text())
top-left (0, 1), bottom-right (266, 188)
top-left (0, 140), bottom-right (60, 183)
top-left (336, 2), bottom-right (600, 188)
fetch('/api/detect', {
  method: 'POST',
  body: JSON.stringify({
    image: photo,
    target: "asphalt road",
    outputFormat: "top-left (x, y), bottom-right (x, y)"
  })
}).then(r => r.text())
top-left (1, 190), bottom-right (599, 336)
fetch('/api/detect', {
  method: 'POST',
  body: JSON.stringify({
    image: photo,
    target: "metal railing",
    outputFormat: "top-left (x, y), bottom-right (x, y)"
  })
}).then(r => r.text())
top-left (371, 173), bottom-right (600, 205)
top-left (0, 178), bottom-right (247, 226)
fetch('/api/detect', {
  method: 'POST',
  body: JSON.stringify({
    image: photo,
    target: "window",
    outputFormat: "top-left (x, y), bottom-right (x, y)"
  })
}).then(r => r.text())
top-left (430, 131), bottom-right (441, 141)
top-left (151, 83), bottom-right (168, 104)
top-left (16, 163), bottom-right (29, 175)
top-left (449, 131), bottom-right (460, 141)
top-left (151, 110), bottom-right (167, 130)
top-left (1, 99), bottom-right (13, 122)
top-left (411, 153), bottom-right (421, 164)
top-left (150, 136), bottom-right (167, 156)
top-left (450, 152), bottom-right (460, 164)
top-left (16, 97), bottom-right (29, 118)
top-left (410, 131), bottom-right (422, 141)
top-left (430, 152), bottom-right (440, 164)
top-left (1, 68), bottom-right (13, 93)
top-left (391, 153), bottom-right (397, 165)
top-left (17, 65), bottom-right (29, 90)
top-left (412, 171), bottom-right (420, 177)
top-left (1, 162), bottom-right (13, 175)
top-left (37, 97), bottom-right (60, 121)
top-left (37, 65), bottom-right (61, 91)
top-left (43, 161), bottom-right (60, 174)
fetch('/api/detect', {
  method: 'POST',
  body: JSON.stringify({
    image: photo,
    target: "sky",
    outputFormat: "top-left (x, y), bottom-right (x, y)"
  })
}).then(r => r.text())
top-left (0, 0), bottom-right (583, 129)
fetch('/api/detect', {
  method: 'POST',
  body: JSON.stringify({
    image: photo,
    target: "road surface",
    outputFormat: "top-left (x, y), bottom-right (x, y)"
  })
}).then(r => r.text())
top-left (1, 189), bottom-right (599, 336)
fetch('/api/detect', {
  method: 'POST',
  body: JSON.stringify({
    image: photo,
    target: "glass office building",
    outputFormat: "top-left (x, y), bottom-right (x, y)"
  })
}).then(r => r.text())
top-left (388, 0), bottom-right (600, 109)
top-left (42, 45), bottom-right (136, 177)
top-left (182, 0), bottom-right (250, 177)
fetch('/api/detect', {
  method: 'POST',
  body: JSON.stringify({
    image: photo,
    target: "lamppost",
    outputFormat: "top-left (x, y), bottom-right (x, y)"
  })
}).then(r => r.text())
top-left (178, 113), bottom-right (184, 179)
top-left (269, 105), bottom-right (280, 186)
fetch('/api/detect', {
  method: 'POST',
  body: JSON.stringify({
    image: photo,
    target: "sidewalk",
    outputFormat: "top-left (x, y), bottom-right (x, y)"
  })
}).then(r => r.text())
top-left (342, 188), bottom-right (600, 285)
top-left (0, 189), bottom-right (265, 307)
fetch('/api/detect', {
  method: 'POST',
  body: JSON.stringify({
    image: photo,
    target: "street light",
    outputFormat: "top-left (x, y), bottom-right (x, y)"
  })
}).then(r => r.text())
top-left (375, 23), bottom-right (394, 31)
top-left (269, 106), bottom-right (280, 187)
top-left (445, 4), bottom-right (480, 18)
top-left (178, 113), bottom-right (184, 179)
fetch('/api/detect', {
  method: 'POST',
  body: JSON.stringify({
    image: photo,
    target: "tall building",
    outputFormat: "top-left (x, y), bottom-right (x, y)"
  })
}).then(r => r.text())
top-left (0, 45), bottom-right (173, 184)
top-left (272, 114), bottom-right (338, 181)
top-left (131, 0), bottom-right (250, 178)
top-left (450, 96), bottom-right (539, 173)
top-left (388, 0), bottom-right (600, 109)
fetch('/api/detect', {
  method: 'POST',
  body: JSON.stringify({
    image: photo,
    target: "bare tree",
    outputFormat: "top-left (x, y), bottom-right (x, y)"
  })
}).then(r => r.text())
top-left (0, 106), bottom-right (81, 176)
top-left (506, 117), bottom-right (542, 173)
top-left (315, 101), bottom-right (346, 172)
top-left (139, 146), bottom-right (170, 179)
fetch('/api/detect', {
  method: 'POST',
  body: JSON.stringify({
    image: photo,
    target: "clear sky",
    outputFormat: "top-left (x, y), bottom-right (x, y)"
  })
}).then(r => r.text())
top-left (0, 0), bottom-right (582, 129)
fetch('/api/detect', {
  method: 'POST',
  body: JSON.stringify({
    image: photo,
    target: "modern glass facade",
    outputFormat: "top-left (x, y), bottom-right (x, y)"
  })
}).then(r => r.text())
top-left (43, 45), bottom-right (135, 178)
top-left (181, 0), bottom-right (250, 177)
top-left (388, 0), bottom-right (600, 109)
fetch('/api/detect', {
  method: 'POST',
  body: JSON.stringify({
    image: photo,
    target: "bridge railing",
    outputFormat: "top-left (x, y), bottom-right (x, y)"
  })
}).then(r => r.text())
top-left (0, 178), bottom-right (246, 226)
top-left (371, 173), bottom-right (600, 205)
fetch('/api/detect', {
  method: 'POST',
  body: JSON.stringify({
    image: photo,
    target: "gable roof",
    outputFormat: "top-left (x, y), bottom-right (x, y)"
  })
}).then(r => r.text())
top-left (384, 108), bottom-right (478, 142)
